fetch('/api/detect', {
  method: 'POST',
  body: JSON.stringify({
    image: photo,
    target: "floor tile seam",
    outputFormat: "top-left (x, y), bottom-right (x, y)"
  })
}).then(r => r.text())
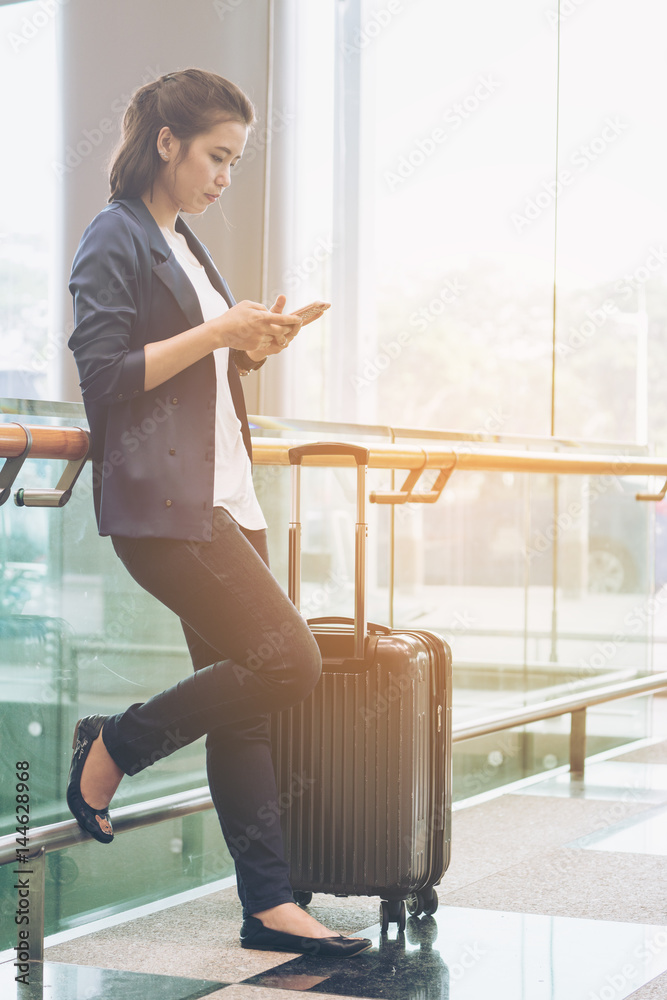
top-left (567, 846), bottom-right (667, 863)
top-left (42, 933), bottom-right (311, 977)
top-left (439, 842), bottom-right (667, 900)
top-left (45, 958), bottom-right (233, 985)
top-left (439, 857), bottom-right (528, 897)
top-left (442, 838), bottom-right (602, 884)
top-left (446, 840), bottom-right (667, 871)
top-left (230, 991), bottom-right (357, 1000)
top-left (460, 786), bottom-right (664, 815)
top-left (217, 989), bottom-right (355, 1000)
top-left (12, 954), bottom-right (299, 989)
top-left (503, 790), bottom-right (663, 809)
top-left (451, 737), bottom-right (667, 811)
top-left (455, 789), bottom-right (661, 839)
top-left (432, 898), bottom-right (667, 928)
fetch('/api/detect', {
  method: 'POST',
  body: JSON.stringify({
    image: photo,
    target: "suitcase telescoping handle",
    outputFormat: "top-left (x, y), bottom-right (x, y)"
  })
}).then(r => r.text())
top-left (288, 443), bottom-right (369, 660)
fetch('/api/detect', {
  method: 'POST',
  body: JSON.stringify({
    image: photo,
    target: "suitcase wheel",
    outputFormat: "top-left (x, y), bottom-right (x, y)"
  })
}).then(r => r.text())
top-left (406, 887), bottom-right (439, 918)
top-left (293, 890), bottom-right (313, 907)
top-left (380, 899), bottom-right (406, 934)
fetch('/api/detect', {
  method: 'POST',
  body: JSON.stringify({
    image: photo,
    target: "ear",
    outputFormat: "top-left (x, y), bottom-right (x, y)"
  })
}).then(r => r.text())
top-left (156, 125), bottom-right (177, 159)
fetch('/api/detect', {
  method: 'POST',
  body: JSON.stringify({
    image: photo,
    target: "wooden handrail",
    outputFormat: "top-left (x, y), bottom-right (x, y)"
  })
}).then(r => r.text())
top-left (3, 422), bottom-right (667, 480)
top-left (0, 423), bottom-right (89, 461)
top-left (252, 438), bottom-right (667, 478)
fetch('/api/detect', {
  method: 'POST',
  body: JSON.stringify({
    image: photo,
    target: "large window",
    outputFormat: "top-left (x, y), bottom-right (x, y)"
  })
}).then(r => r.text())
top-left (284, 0), bottom-right (667, 453)
top-left (0, 0), bottom-right (57, 400)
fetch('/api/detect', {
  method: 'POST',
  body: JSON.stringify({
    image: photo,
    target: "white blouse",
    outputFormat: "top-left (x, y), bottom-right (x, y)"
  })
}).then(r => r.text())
top-left (161, 228), bottom-right (267, 531)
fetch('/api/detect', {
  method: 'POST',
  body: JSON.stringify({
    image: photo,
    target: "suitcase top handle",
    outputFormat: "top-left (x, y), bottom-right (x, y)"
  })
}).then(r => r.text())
top-left (288, 442), bottom-right (370, 466)
top-left (308, 616), bottom-right (392, 635)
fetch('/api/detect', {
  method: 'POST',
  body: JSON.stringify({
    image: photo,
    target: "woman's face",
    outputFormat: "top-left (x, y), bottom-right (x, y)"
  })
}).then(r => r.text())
top-left (156, 119), bottom-right (248, 215)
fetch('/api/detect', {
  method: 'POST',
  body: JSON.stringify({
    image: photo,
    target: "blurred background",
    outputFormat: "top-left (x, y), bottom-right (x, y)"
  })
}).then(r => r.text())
top-left (2, 0), bottom-right (667, 949)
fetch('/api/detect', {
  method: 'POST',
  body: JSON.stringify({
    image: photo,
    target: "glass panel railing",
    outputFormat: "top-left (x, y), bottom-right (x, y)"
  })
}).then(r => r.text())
top-left (0, 401), bottom-right (234, 952)
top-left (0, 400), bottom-right (659, 949)
top-left (252, 418), bottom-right (656, 800)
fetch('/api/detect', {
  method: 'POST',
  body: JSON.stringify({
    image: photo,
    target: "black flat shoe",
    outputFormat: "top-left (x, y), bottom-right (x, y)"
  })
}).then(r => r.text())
top-left (240, 915), bottom-right (372, 957)
top-left (66, 715), bottom-right (114, 844)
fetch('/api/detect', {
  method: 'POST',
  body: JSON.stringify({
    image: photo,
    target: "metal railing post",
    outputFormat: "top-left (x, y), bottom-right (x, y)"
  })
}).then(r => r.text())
top-left (569, 708), bottom-right (587, 777)
top-left (22, 846), bottom-right (46, 963)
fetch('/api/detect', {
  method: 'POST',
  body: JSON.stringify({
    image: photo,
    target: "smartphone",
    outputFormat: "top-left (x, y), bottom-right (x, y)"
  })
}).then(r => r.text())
top-left (292, 301), bottom-right (331, 325)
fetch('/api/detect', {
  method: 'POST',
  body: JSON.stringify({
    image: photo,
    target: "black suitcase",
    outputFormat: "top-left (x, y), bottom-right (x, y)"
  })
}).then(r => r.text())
top-left (270, 442), bottom-right (452, 931)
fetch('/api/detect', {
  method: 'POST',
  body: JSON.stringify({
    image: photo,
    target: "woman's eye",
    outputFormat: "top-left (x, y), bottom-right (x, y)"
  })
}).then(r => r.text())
top-left (212, 155), bottom-right (223, 164)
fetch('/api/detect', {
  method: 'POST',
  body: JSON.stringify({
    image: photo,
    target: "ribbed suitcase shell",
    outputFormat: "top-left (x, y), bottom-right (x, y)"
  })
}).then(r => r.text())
top-left (271, 621), bottom-right (452, 900)
top-left (273, 442), bottom-right (453, 906)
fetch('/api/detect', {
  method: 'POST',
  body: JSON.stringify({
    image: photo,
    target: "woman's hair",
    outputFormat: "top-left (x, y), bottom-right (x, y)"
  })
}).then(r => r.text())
top-left (108, 68), bottom-right (255, 202)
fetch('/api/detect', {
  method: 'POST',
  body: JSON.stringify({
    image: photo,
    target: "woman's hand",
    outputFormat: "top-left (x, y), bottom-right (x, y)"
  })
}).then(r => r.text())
top-left (216, 295), bottom-right (302, 359)
top-left (143, 296), bottom-right (301, 393)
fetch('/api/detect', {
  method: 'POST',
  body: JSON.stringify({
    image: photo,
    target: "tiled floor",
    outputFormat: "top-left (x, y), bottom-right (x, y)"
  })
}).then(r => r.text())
top-left (513, 760), bottom-right (667, 804)
top-left (2, 737), bottom-right (667, 999)
top-left (0, 961), bottom-right (227, 1000)
top-left (244, 910), bottom-right (667, 999)
top-left (571, 802), bottom-right (667, 856)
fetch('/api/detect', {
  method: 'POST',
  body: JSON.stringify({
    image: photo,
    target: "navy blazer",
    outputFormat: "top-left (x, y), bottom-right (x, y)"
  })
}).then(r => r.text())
top-left (68, 197), bottom-right (257, 541)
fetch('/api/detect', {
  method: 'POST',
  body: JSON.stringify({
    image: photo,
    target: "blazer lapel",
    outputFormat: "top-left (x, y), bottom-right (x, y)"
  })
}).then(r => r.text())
top-left (151, 257), bottom-right (206, 330)
top-left (113, 198), bottom-right (252, 460)
top-left (175, 216), bottom-right (236, 309)
top-left (116, 198), bottom-right (235, 329)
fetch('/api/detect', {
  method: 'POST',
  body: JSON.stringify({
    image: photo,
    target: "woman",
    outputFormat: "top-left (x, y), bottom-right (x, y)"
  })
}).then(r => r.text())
top-left (67, 67), bottom-right (370, 958)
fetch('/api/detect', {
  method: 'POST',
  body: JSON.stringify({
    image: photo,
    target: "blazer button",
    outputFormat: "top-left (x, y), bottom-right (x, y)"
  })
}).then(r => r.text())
top-left (165, 499), bottom-right (173, 507)
top-left (171, 397), bottom-right (178, 405)
top-left (117, 393), bottom-right (123, 399)
top-left (169, 448), bottom-right (176, 455)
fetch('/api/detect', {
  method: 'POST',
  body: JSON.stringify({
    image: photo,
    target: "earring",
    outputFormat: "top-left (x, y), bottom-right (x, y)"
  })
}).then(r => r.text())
top-left (160, 151), bottom-right (168, 160)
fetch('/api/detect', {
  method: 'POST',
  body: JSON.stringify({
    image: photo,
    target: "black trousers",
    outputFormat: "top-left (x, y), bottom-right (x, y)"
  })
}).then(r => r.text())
top-left (105, 507), bottom-right (322, 915)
